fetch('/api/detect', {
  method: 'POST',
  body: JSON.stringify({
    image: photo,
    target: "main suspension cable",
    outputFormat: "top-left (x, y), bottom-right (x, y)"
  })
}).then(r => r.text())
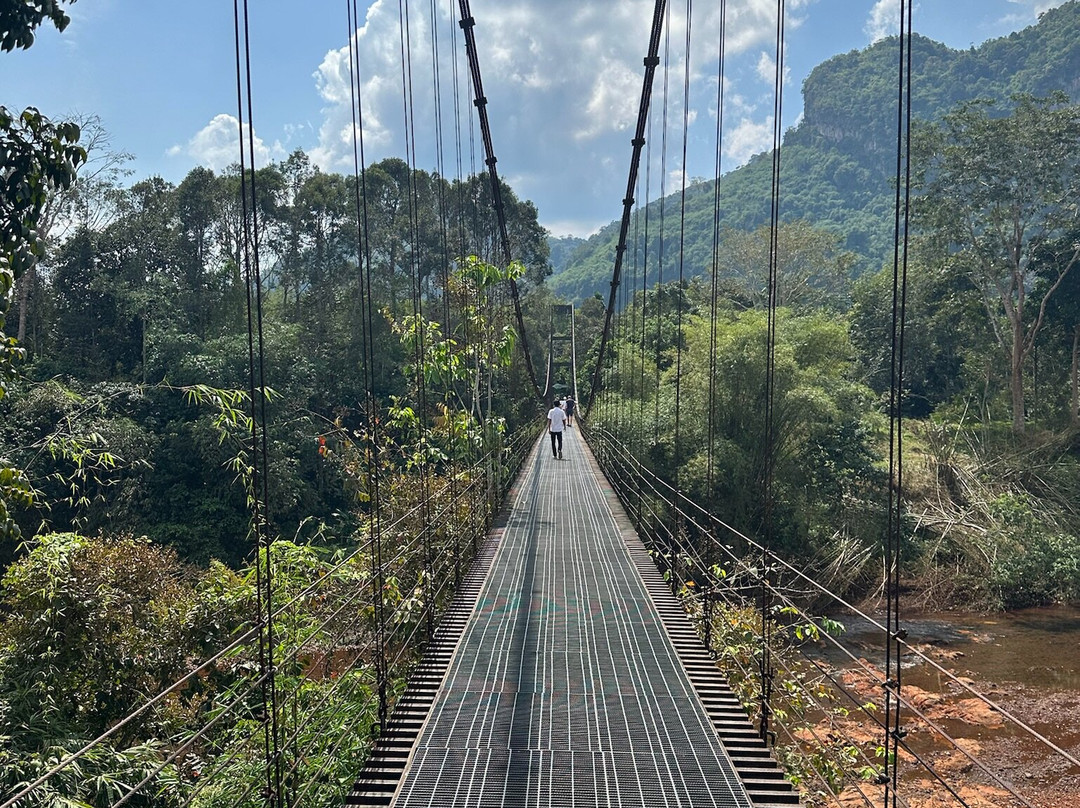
top-left (585, 0), bottom-right (668, 415)
top-left (454, 0), bottom-right (541, 402)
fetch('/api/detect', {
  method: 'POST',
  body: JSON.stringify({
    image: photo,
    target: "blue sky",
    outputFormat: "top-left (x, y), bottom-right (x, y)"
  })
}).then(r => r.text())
top-left (0, 0), bottom-right (1066, 236)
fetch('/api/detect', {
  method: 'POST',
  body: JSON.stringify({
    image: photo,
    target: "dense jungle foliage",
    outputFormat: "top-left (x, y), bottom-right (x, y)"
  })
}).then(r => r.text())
top-left (0, 142), bottom-right (554, 802)
top-left (1, 4), bottom-right (558, 789)
top-left (584, 81), bottom-right (1080, 609)
top-left (2, 152), bottom-right (556, 558)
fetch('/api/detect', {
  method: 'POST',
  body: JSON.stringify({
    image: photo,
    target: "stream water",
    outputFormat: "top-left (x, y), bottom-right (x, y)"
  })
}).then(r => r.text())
top-left (830, 604), bottom-right (1080, 689)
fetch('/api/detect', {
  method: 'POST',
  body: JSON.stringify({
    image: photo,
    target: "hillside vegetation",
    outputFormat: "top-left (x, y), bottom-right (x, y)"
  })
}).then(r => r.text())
top-left (550, 1), bottom-right (1080, 303)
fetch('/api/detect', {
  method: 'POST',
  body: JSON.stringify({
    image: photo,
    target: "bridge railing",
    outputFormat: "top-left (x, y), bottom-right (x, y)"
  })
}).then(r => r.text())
top-left (582, 421), bottom-right (1078, 808)
top-left (0, 424), bottom-right (537, 808)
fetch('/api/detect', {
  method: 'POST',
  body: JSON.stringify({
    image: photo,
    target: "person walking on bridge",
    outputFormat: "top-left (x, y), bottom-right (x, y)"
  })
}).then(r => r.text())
top-left (547, 399), bottom-right (567, 459)
top-left (565, 395), bottom-right (576, 427)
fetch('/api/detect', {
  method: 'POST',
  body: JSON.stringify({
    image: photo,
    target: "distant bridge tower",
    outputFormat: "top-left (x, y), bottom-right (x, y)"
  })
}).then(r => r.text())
top-left (543, 303), bottom-right (578, 404)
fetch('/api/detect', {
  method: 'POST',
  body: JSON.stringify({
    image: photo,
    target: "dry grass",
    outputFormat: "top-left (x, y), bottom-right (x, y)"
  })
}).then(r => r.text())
top-left (899, 421), bottom-right (1080, 610)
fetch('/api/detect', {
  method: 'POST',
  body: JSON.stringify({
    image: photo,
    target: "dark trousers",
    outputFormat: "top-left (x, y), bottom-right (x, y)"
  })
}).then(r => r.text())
top-left (550, 430), bottom-right (563, 456)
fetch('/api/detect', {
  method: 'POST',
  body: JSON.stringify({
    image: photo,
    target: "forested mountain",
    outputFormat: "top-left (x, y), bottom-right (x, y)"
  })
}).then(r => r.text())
top-left (550, 1), bottom-right (1080, 303)
top-left (547, 234), bottom-right (586, 275)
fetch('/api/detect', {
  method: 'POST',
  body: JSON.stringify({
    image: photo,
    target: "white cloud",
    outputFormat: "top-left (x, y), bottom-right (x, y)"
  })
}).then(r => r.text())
top-left (755, 51), bottom-right (791, 86)
top-left (997, 0), bottom-right (1065, 27)
top-left (302, 0), bottom-right (804, 236)
top-left (865, 0), bottom-right (899, 43)
top-left (721, 0), bottom-right (814, 53)
top-left (756, 52), bottom-right (775, 83)
top-left (668, 166), bottom-right (692, 191)
top-left (1006, 0), bottom-right (1064, 14)
top-left (168, 114), bottom-right (282, 172)
top-left (577, 54), bottom-right (641, 140)
top-left (544, 218), bottom-right (608, 238)
top-left (724, 116), bottom-right (774, 166)
top-left (309, 0), bottom-right (663, 169)
top-left (282, 121), bottom-right (315, 149)
top-left (726, 89), bottom-right (757, 119)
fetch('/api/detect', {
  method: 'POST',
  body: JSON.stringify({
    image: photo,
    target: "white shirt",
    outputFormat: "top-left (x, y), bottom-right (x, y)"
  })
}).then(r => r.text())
top-left (547, 407), bottom-right (567, 433)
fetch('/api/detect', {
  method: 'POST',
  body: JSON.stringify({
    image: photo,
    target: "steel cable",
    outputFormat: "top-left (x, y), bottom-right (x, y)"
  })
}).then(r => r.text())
top-left (228, 0), bottom-right (283, 798)
top-left (758, 0), bottom-right (786, 747)
top-left (704, 0), bottom-right (729, 651)
top-left (454, 0), bottom-right (541, 401)
top-left (884, 2), bottom-right (914, 802)
top-left (589, 426), bottom-right (1075, 803)
top-left (585, 0), bottom-right (668, 414)
top-left (343, 0), bottom-right (389, 733)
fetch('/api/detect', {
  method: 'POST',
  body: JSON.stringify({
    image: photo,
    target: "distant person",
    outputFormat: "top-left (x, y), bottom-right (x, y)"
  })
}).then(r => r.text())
top-left (565, 395), bottom-right (576, 427)
top-left (547, 399), bottom-right (567, 459)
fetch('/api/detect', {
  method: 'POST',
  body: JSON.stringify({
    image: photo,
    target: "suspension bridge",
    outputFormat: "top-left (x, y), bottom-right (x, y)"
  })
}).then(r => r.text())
top-left (347, 422), bottom-right (793, 808)
top-left (6, 0), bottom-right (1080, 807)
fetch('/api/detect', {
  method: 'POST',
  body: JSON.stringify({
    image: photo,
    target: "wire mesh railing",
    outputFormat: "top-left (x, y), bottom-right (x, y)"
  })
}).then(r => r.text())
top-left (582, 421), bottom-right (1080, 808)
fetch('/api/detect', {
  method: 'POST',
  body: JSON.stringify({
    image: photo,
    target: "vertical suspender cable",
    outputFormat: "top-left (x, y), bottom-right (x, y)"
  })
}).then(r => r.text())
top-left (345, 0), bottom-right (388, 730)
top-left (397, 0), bottom-right (436, 643)
top-left (232, 0), bottom-right (282, 800)
top-left (430, 0), bottom-right (464, 591)
top-left (615, 212), bottom-right (626, 433)
top-left (450, 0), bottom-right (467, 265)
top-left (462, 32), bottom-right (497, 524)
top-left (449, 0), bottom-right (477, 569)
top-left (618, 270), bottom-right (627, 427)
top-left (571, 306), bottom-right (579, 405)
top-left (654, 2), bottom-right (672, 449)
top-left (622, 260), bottom-right (630, 436)
top-left (884, 1), bottom-right (913, 804)
top-left (431, 0), bottom-right (453, 376)
top-left (630, 164), bottom-right (642, 460)
top-left (639, 121), bottom-right (653, 469)
top-left (704, 0), bottom-right (728, 652)
top-left (621, 193), bottom-right (633, 434)
top-left (672, 0), bottom-right (693, 578)
top-left (634, 139), bottom-right (649, 530)
top-left (760, 0), bottom-right (786, 746)
top-left (449, 4), bottom-right (480, 429)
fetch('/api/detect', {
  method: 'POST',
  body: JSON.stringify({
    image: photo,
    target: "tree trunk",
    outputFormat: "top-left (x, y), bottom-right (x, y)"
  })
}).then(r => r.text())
top-left (1010, 316), bottom-right (1026, 434)
top-left (15, 265), bottom-right (33, 343)
top-left (142, 313), bottom-right (148, 385)
top-left (1072, 323), bottom-right (1079, 429)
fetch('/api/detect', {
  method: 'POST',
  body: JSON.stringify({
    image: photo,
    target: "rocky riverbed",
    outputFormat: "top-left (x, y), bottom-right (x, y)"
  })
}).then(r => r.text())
top-left (808, 606), bottom-right (1080, 807)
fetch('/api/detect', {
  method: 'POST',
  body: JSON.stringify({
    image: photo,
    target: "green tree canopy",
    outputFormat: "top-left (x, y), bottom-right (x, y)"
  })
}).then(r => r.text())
top-left (912, 93), bottom-right (1080, 433)
top-left (0, 0), bottom-right (75, 51)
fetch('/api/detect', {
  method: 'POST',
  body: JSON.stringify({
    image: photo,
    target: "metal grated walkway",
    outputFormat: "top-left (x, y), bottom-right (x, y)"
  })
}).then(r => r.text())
top-left (387, 427), bottom-right (757, 808)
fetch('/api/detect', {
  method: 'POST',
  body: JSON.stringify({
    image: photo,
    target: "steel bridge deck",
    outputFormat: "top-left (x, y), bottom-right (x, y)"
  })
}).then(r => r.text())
top-left (381, 427), bottom-right (759, 808)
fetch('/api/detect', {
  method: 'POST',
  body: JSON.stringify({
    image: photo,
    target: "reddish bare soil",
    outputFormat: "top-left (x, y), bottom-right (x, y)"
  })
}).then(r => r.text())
top-left (806, 608), bottom-right (1080, 808)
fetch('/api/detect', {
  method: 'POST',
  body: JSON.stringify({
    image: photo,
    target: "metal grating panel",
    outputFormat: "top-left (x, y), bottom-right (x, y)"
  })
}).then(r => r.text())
top-left (391, 428), bottom-right (757, 808)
